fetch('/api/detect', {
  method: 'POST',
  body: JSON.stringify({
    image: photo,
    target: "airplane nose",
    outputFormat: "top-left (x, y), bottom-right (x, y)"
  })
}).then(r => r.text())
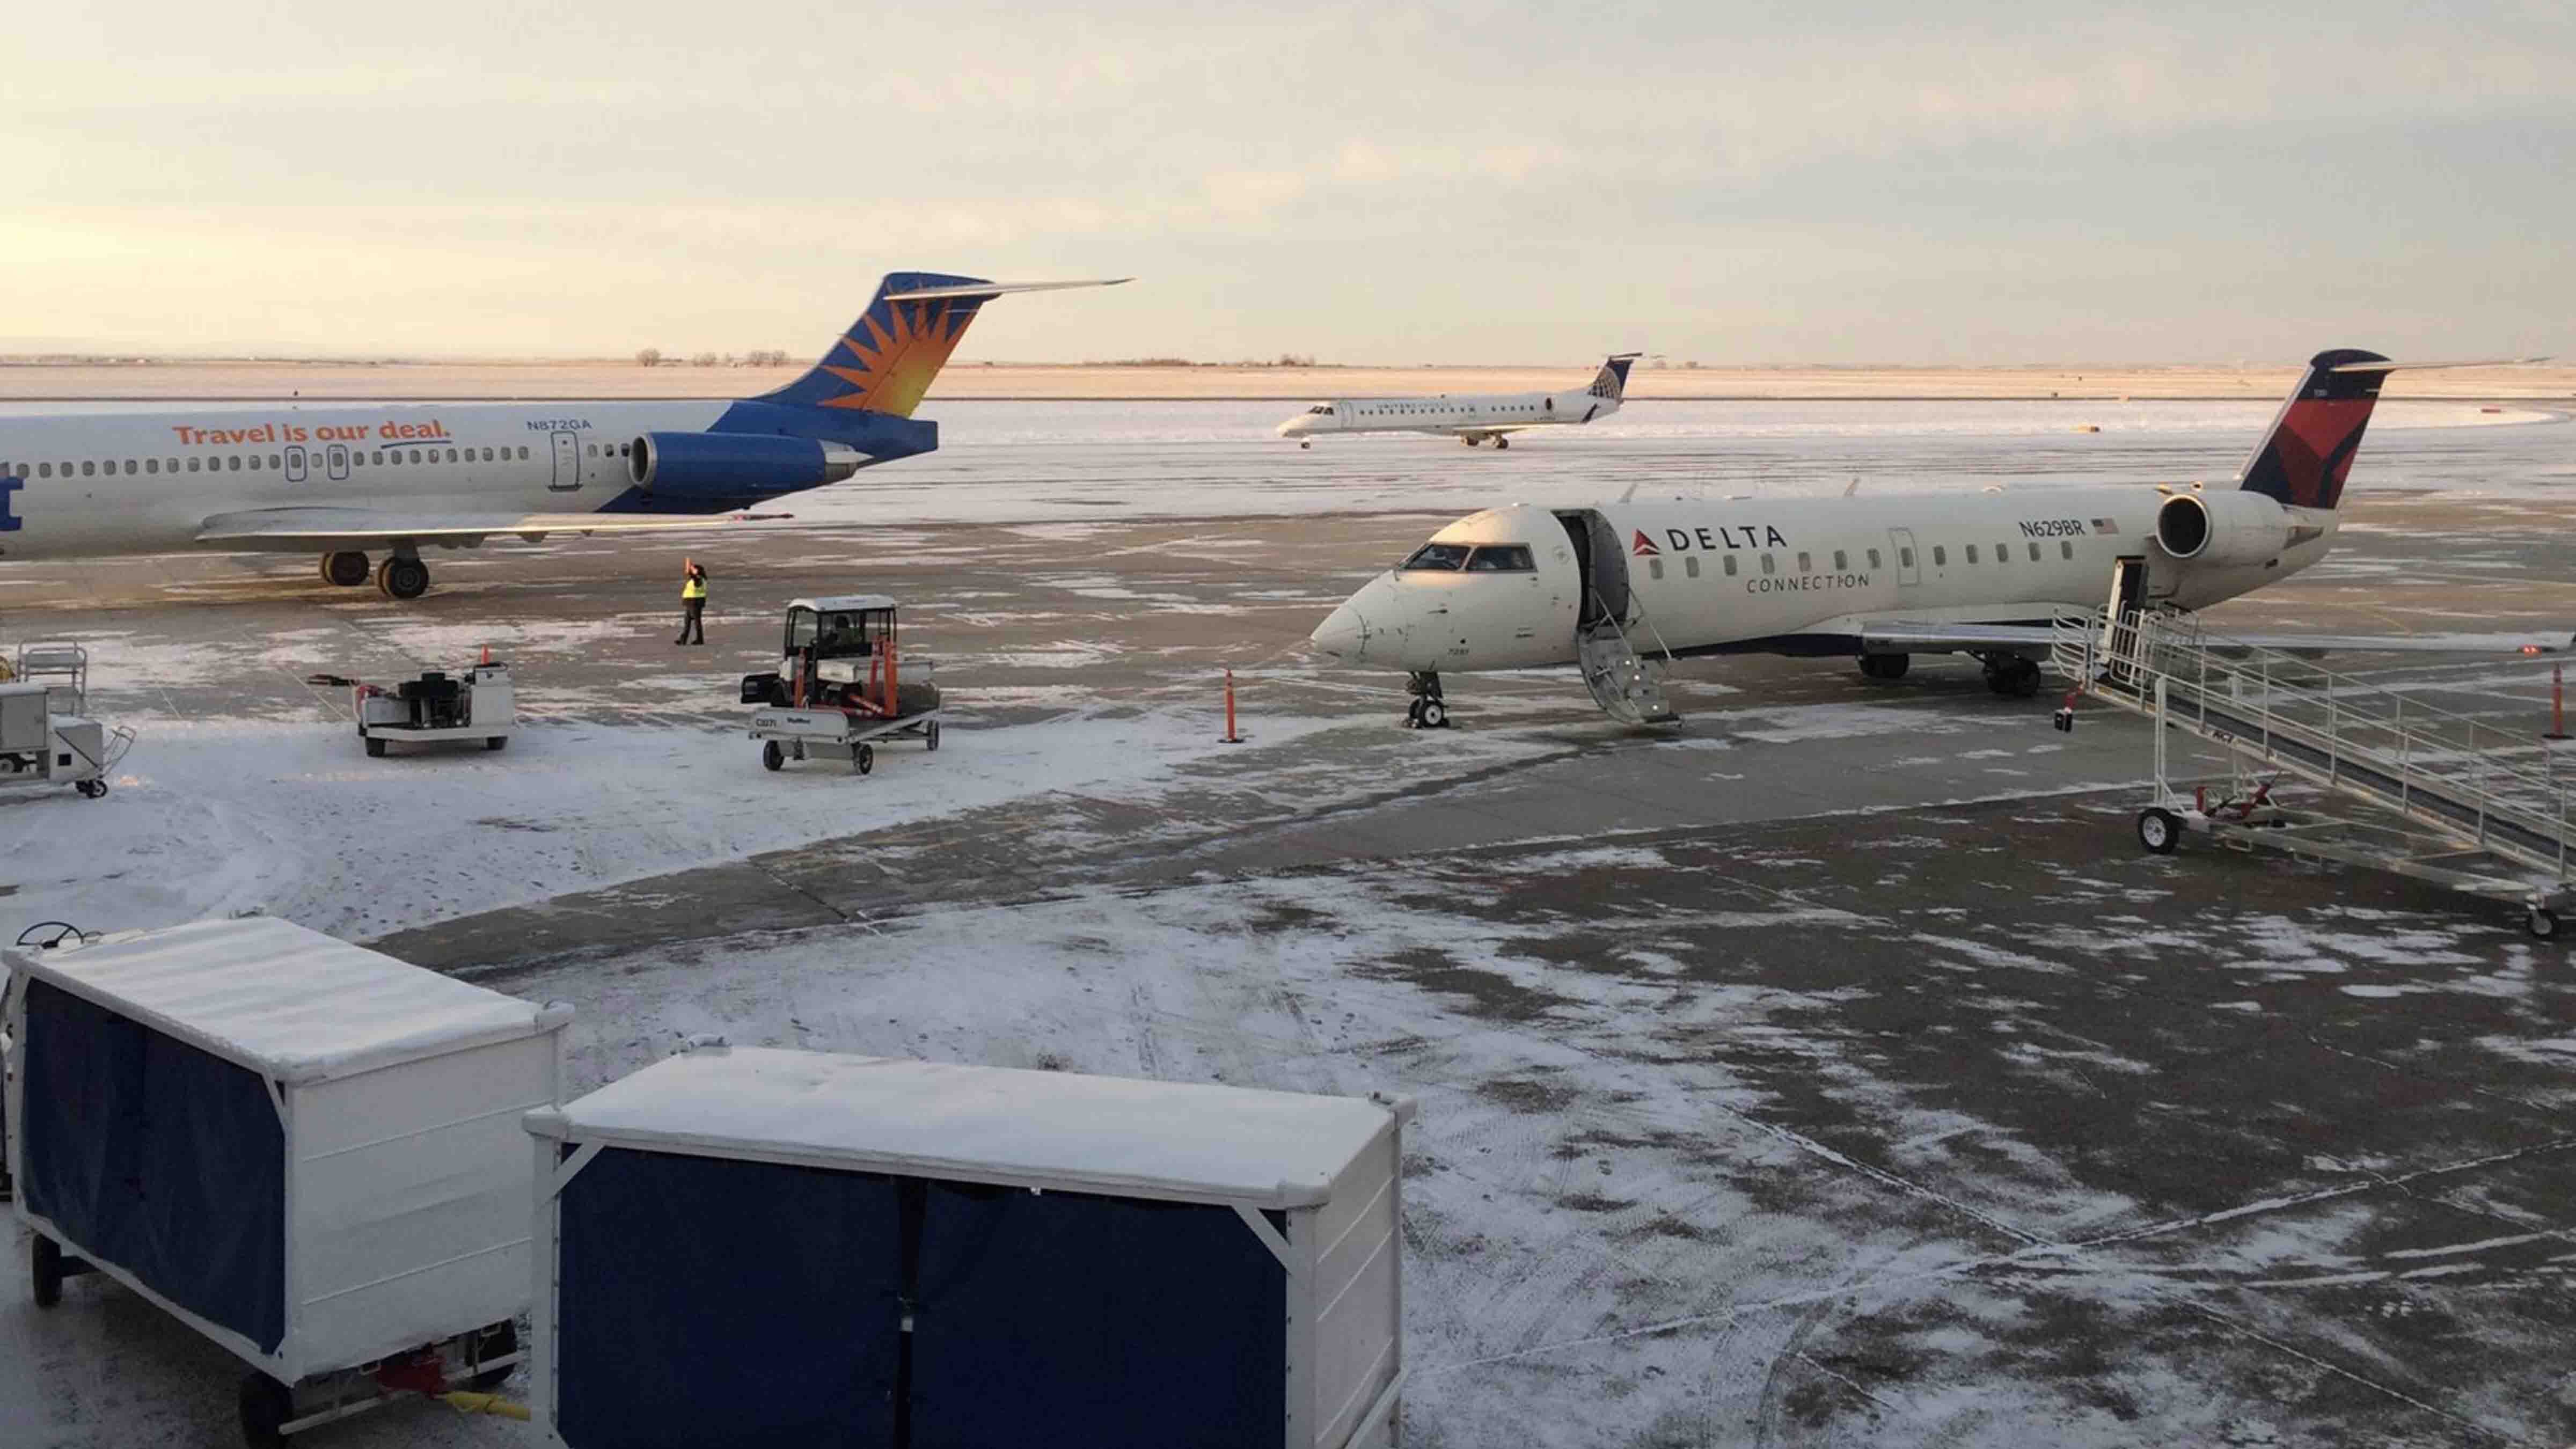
top-left (1309, 601), bottom-right (1370, 660)
top-left (1275, 419), bottom-right (1301, 437)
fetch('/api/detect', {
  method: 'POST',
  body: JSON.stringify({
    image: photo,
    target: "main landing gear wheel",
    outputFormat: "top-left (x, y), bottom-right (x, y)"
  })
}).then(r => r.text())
top-left (1858, 653), bottom-right (1911, 681)
top-left (375, 555), bottom-right (430, 601)
top-left (1986, 656), bottom-right (2043, 698)
top-left (762, 741), bottom-right (784, 772)
top-left (238, 1372), bottom-right (295, 1449)
top-left (925, 720), bottom-right (941, 751)
top-left (2528, 906), bottom-right (2560, 941)
top-left (1493, 436), bottom-right (1510, 450)
top-left (320, 550), bottom-right (370, 587)
top-left (2136, 807), bottom-right (2182, 855)
top-left (853, 742), bottom-right (874, 775)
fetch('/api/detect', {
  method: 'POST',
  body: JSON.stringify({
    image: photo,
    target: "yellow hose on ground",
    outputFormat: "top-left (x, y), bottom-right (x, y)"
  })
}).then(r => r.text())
top-left (440, 1392), bottom-right (531, 1421)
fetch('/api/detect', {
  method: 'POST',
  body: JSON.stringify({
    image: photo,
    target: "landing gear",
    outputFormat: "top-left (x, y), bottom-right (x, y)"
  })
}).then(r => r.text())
top-left (2529, 906), bottom-right (2560, 941)
top-left (1404, 671), bottom-right (1451, 729)
top-left (319, 550), bottom-right (370, 587)
top-left (1983, 655), bottom-right (2043, 698)
top-left (1298, 441), bottom-right (1311, 449)
top-left (375, 553), bottom-right (430, 601)
top-left (1857, 652), bottom-right (1911, 682)
top-left (1461, 436), bottom-right (1481, 448)
top-left (1493, 436), bottom-right (1510, 450)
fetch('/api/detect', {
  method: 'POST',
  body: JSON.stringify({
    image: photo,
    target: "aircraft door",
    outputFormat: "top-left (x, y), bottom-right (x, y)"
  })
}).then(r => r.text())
top-left (1889, 528), bottom-right (1921, 588)
top-left (2103, 555), bottom-right (2148, 682)
top-left (550, 431), bottom-right (582, 491)
top-left (1565, 509), bottom-right (1628, 627)
top-left (284, 447), bottom-right (308, 483)
top-left (326, 444), bottom-right (349, 481)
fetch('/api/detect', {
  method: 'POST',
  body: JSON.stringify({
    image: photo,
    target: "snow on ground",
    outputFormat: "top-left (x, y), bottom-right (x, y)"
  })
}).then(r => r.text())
top-left (0, 710), bottom-right (1340, 940)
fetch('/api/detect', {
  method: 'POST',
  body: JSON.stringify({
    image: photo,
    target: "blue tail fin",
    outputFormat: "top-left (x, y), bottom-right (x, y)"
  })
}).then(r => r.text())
top-left (1587, 353), bottom-right (1643, 401)
top-left (759, 272), bottom-right (997, 419)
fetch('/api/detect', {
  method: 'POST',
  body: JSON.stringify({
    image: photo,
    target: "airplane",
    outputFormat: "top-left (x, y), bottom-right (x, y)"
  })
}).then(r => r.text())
top-left (1307, 348), bottom-right (2562, 728)
top-left (0, 273), bottom-right (1126, 599)
top-left (1273, 353), bottom-right (1641, 449)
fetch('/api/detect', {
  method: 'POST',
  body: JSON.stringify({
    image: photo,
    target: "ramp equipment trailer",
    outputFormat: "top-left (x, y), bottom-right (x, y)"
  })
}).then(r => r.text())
top-left (2052, 605), bottom-right (2575, 939)
top-left (5, 917), bottom-right (571, 1446)
top-left (740, 595), bottom-right (942, 775)
top-left (0, 642), bottom-right (134, 800)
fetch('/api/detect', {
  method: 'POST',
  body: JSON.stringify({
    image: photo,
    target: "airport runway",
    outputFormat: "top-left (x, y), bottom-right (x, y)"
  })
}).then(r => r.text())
top-left (3, 408), bottom-right (2573, 1446)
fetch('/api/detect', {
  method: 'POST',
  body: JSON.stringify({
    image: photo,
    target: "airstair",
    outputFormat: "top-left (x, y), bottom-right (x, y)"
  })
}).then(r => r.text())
top-left (2051, 607), bottom-right (2574, 938)
top-left (1578, 598), bottom-right (1679, 727)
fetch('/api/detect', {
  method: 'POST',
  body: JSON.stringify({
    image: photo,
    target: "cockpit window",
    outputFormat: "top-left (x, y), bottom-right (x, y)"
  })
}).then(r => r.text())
top-left (1463, 545), bottom-right (1535, 572)
top-left (1400, 543), bottom-right (1472, 570)
top-left (1308, 404), bottom-right (1334, 415)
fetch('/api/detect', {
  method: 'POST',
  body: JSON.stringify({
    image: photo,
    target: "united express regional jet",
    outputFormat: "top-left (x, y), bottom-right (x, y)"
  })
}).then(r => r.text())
top-left (1275, 353), bottom-right (1640, 449)
top-left (0, 273), bottom-right (1124, 599)
top-left (1308, 349), bottom-right (2561, 727)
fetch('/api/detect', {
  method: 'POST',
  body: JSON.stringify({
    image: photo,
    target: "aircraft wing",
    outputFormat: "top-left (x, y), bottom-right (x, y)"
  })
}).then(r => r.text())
top-left (194, 507), bottom-right (778, 551)
top-left (1859, 620), bottom-right (2575, 657)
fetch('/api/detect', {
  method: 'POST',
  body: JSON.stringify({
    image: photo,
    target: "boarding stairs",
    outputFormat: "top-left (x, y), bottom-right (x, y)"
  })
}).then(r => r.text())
top-left (2051, 606), bottom-right (2575, 935)
top-left (1578, 596), bottom-right (1679, 727)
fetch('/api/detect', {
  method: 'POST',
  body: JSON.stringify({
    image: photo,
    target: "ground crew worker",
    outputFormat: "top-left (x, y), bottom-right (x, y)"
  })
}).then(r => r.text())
top-left (676, 561), bottom-right (708, 645)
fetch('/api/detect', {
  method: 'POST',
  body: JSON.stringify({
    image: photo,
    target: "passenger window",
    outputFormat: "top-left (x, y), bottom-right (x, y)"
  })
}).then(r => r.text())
top-left (81, 461), bottom-right (94, 477)
top-left (2060, 541), bottom-right (2073, 560)
top-left (410, 450), bottom-right (423, 463)
top-left (2027, 543), bottom-right (2041, 561)
top-left (270, 455), bottom-right (282, 469)
top-left (1684, 555), bottom-right (1701, 579)
top-left (1965, 545), bottom-right (1978, 564)
top-left (1648, 558), bottom-right (1664, 580)
top-left (586, 444), bottom-right (597, 457)
top-left (372, 451), bottom-right (385, 465)
top-left (1867, 548), bottom-right (1882, 568)
top-left (518, 447), bottom-right (531, 460)
top-left (1994, 542), bottom-right (2008, 564)
top-left (146, 458), bottom-right (158, 474)
top-left (167, 458), bottom-right (178, 472)
top-left (187, 458), bottom-right (201, 473)
top-left (36, 463), bottom-right (49, 478)
top-left (1723, 554), bottom-right (1738, 577)
top-left (1932, 546), bottom-right (1946, 566)
top-left (446, 448), bottom-right (459, 462)
top-left (1796, 552), bottom-right (1811, 573)
top-left (1833, 550), bottom-right (1848, 571)
top-left (1400, 543), bottom-right (1471, 570)
top-left (1899, 547), bottom-right (1913, 567)
top-left (1761, 553), bottom-right (1776, 575)
top-left (249, 455), bottom-right (263, 471)
top-left (227, 456), bottom-right (241, 471)
top-left (125, 460), bottom-right (139, 474)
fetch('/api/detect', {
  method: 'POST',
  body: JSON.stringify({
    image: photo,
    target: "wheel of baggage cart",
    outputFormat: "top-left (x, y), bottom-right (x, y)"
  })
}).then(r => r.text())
top-left (364, 736), bottom-right (386, 758)
top-left (762, 740), bottom-right (784, 772)
top-left (75, 779), bottom-right (105, 800)
top-left (469, 1320), bottom-right (519, 1392)
top-left (926, 720), bottom-right (941, 751)
top-left (238, 1371), bottom-right (294, 1449)
top-left (2528, 907), bottom-right (2559, 941)
top-left (2136, 807), bottom-right (2180, 855)
top-left (485, 736), bottom-right (507, 751)
top-left (30, 1234), bottom-right (64, 1308)
top-left (854, 742), bottom-right (874, 775)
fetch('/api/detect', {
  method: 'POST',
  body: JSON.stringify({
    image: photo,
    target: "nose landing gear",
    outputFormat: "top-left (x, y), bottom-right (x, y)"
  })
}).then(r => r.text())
top-left (1403, 671), bottom-right (1451, 729)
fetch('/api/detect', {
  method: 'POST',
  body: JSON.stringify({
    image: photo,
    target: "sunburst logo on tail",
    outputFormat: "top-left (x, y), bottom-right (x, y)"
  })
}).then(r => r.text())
top-left (816, 296), bottom-right (980, 417)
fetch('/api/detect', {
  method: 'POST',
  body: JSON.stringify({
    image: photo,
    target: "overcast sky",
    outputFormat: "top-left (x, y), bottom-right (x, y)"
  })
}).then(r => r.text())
top-left (5, 2), bottom-right (2570, 364)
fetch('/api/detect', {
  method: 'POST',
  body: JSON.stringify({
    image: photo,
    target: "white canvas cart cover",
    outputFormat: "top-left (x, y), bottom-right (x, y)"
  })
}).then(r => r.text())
top-left (4, 916), bottom-right (561, 1084)
top-left (787, 594), bottom-right (897, 614)
top-left (5, 918), bottom-right (567, 1380)
top-left (524, 1046), bottom-right (1398, 1208)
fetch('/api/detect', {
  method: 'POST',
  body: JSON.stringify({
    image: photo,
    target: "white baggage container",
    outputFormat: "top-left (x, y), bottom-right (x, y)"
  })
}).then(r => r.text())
top-left (524, 1046), bottom-right (1412, 1449)
top-left (4, 918), bottom-right (571, 1443)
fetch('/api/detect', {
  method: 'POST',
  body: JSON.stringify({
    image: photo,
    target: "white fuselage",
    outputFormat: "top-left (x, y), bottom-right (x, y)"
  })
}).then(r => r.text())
top-left (1275, 389), bottom-right (1621, 441)
top-left (1312, 489), bottom-right (2336, 674)
top-left (0, 401), bottom-right (729, 560)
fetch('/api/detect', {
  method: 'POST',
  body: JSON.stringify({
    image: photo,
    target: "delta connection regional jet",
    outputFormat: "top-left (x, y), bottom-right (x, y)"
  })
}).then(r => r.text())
top-left (0, 273), bottom-right (1125, 599)
top-left (1274, 353), bottom-right (1641, 449)
top-left (1308, 349), bottom-right (2565, 728)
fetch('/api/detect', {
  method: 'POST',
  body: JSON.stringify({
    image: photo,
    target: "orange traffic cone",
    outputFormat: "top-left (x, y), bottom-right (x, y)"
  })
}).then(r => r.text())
top-left (480, 644), bottom-right (492, 667)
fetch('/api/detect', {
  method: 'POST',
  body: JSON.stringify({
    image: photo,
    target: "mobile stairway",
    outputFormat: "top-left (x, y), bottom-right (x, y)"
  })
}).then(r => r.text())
top-left (2051, 606), bottom-right (2575, 939)
top-left (1578, 592), bottom-right (1680, 727)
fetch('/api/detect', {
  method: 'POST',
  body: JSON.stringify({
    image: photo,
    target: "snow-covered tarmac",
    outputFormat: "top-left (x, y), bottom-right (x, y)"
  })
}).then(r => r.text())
top-left (3, 403), bottom-right (2573, 1446)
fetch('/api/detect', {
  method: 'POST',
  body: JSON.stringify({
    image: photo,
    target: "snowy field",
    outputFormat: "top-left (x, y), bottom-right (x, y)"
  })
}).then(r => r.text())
top-left (3, 402), bottom-right (2573, 1446)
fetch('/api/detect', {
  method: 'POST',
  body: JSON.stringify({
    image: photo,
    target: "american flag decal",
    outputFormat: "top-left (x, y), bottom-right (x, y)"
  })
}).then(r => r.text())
top-left (2090, 517), bottom-right (2119, 534)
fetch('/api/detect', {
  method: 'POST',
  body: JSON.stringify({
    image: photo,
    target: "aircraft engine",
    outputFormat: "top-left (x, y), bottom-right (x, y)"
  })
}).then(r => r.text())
top-left (629, 432), bottom-right (866, 501)
top-left (2154, 490), bottom-right (2292, 567)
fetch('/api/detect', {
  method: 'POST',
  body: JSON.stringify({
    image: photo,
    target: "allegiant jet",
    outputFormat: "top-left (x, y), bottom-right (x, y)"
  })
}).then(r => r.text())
top-left (0, 273), bottom-right (1125, 598)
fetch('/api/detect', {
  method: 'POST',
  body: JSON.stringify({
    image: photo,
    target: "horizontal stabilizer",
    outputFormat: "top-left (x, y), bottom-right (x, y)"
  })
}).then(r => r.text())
top-left (195, 507), bottom-right (770, 551)
top-left (883, 277), bottom-right (1133, 302)
top-left (2326, 355), bottom-right (2549, 373)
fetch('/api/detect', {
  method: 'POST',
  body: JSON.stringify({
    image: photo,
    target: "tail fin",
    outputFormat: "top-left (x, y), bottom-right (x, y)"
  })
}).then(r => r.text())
top-left (1586, 352), bottom-right (1643, 402)
top-left (760, 273), bottom-right (1130, 418)
top-left (2235, 348), bottom-right (2392, 510)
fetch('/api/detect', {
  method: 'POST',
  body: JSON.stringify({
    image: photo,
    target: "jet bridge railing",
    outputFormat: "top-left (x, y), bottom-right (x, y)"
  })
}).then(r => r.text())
top-left (2051, 608), bottom-right (2574, 880)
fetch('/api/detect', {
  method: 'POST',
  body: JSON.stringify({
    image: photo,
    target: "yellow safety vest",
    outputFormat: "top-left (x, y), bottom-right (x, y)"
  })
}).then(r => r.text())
top-left (682, 576), bottom-right (706, 601)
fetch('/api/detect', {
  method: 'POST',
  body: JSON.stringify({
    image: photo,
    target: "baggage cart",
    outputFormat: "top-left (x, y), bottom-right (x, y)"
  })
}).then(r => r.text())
top-left (738, 595), bottom-right (942, 774)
